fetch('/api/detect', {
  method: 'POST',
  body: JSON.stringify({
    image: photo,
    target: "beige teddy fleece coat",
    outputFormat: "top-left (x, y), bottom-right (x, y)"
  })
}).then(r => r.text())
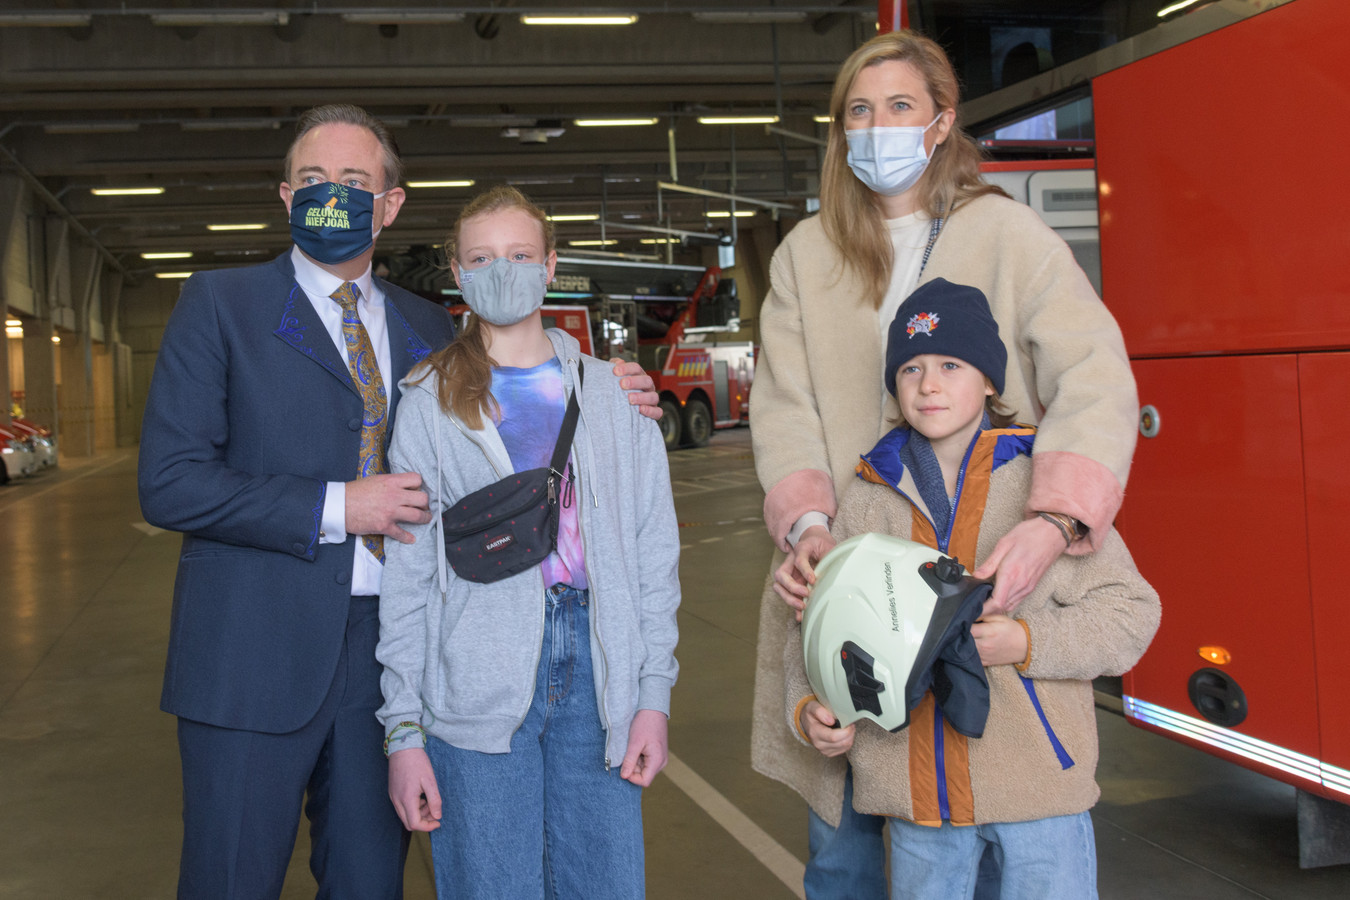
top-left (750, 194), bottom-right (1140, 823)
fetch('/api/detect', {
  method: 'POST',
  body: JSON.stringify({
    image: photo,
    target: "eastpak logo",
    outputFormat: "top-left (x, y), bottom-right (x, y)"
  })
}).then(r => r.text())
top-left (483, 533), bottom-right (515, 553)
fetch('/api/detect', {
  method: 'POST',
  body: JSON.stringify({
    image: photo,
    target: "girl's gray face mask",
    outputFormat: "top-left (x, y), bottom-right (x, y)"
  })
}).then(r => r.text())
top-left (458, 256), bottom-right (550, 326)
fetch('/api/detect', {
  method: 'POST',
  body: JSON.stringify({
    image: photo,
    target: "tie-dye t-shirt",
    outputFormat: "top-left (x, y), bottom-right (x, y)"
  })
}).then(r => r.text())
top-left (490, 359), bottom-right (587, 589)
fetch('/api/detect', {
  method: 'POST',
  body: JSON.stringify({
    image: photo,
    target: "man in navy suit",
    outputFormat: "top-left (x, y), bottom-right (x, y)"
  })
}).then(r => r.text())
top-left (139, 105), bottom-right (657, 898)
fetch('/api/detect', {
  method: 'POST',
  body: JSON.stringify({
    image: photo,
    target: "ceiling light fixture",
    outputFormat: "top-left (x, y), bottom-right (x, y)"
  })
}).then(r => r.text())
top-left (151, 12), bottom-right (289, 27)
top-left (706, 210), bottom-right (757, 218)
top-left (0, 13), bottom-right (92, 27)
top-left (43, 122), bottom-right (140, 134)
top-left (155, 272), bottom-right (195, 279)
top-left (141, 252), bottom-right (193, 260)
top-left (521, 15), bottom-right (638, 26)
top-left (814, 115), bottom-right (832, 123)
top-left (574, 118), bottom-right (659, 127)
top-left (697, 115), bottom-right (781, 125)
top-left (692, 12), bottom-right (808, 24)
top-left (639, 238), bottom-right (679, 244)
top-left (207, 224), bottom-right (267, 231)
top-left (90, 187), bottom-right (165, 197)
top-left (341, 13), bottom-right (467, 24)
top-left (5, 319), bottom-right (21, 327)
top-left (406, 180), bottom-right (476, 189)
top-left (546, 214), bottom-right (600, 222)
top-left (180, 118), bottom-right (283, 132)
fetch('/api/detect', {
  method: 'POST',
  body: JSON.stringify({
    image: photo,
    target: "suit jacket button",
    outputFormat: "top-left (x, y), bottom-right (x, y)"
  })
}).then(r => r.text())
top-left (336, 571), bottom-right (351, 586)
top-left (292, 542), bottom-right (305, 555)
top-left (348, 418), bottom-right (362, 431)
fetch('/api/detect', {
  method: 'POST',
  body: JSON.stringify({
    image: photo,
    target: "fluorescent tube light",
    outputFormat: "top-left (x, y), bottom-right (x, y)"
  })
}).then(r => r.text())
top-left (207, 224), bottom-right (267, 232)
top-left (546, 214), bottom-right (600, 222)
top-left (574, 118), bottom-right (659, 127)
top-left (407, 180), bottom-right (476, 189)
top-left (521, 16), bottom-right (637, 26)
top-left (341, 13), bottom-right (466, 24)
top-left (151, 12), bottom-right (289, 27)
top-left (706, 210), bottom-right (756, 218)
top-left (155, 272), bottom-right (195, 279)
top-left (91, 187), bottom-right (165, 197)
top-left (568, 240), bottom-right (619, 247)
top-left (141, 252), bottom-right (193, 260)
top-left (44, 122), bottom-right (139, 135)
top-left (697, 115), bottom-right (780, 125)
top-left (0, 14), bottom-right (92, 27)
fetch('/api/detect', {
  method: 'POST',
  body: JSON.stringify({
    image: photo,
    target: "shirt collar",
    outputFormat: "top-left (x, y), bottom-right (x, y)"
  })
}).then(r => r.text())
top-left (289, 245), bottom-right (380, 309)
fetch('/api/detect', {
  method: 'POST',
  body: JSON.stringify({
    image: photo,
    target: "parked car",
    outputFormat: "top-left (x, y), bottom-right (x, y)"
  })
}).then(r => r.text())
top-left (0, 425), bottom-right (37, 480)
top-left (9, 417), bottom-right (56, 469)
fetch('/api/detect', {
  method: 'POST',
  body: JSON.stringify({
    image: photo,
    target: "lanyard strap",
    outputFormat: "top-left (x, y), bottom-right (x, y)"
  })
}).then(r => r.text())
top-left (917, 201), bottom-right (947, 281)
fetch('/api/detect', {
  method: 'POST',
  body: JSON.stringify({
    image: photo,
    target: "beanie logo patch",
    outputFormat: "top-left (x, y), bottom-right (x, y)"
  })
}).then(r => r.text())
top-left (906, 312), bottom-right (940, 337)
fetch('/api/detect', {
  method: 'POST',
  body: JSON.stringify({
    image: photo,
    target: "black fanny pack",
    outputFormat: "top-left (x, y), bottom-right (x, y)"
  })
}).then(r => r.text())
top-left (440, 366), bottom-right (582, 584)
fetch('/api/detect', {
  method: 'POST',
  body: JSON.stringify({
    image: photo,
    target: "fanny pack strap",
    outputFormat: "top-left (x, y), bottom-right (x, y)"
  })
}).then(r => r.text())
top-left (549, 362), bottom-right (583, 476)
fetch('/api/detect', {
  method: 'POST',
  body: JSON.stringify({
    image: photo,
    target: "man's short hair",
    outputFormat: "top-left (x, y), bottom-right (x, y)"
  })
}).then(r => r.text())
top-left (284, 104), bottom-right (403, 192)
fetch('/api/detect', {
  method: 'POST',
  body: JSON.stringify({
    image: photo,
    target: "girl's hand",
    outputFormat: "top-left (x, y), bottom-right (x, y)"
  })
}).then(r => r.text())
top-left (773, 525), bottom-right (836, 620)
top-left (971, 613), bottom-right (1029, 667)
top-left (388, 747), bottom-right (442, 832)
top-left (799, 700), bottom-right (855, 757)
top-left (620, 709), bottom-right (669, 787)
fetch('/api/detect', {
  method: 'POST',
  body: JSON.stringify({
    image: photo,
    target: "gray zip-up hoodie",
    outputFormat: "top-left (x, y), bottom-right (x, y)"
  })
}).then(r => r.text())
top-left (376, 329), bottom-right (681, 767)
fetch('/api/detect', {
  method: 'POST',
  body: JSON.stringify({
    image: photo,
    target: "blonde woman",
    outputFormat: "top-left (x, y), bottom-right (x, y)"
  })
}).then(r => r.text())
top-left (749, 30), bottom-right (1138, 899)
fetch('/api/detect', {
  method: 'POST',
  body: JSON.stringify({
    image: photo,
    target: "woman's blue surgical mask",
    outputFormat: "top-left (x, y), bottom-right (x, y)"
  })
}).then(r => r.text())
top-left (458, 257), bottom-right (550, 326)
top-left (845, 114), bottom-right (944, 197)
top-left (289, 182), bottom-right (388, 265)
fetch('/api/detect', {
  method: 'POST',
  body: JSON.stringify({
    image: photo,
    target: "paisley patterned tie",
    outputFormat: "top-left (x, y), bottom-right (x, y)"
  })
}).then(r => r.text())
top-left (331, 281), bottom-right (387, 563)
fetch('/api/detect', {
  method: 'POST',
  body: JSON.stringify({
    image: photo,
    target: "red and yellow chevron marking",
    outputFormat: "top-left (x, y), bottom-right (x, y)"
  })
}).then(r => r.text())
top-left (674, 355), bottom-right (710, 378)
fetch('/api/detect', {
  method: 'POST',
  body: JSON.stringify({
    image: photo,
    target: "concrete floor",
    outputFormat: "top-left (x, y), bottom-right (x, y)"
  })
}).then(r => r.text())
top-left (2, 427), bottom-right (1348, 898)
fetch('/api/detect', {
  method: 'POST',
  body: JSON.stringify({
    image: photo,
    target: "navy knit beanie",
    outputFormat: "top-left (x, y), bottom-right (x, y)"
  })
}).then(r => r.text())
top-left (884, 278), bottom-right (1007, 397)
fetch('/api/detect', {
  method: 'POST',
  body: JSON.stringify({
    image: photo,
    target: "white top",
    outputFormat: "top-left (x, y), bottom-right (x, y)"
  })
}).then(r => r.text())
top-left (290, 245), bottom-right (393, 596)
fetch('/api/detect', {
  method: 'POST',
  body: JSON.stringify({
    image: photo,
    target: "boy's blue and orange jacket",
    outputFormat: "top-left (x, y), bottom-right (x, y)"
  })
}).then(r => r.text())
top-left (785, 424), bottom-right (1160, 826)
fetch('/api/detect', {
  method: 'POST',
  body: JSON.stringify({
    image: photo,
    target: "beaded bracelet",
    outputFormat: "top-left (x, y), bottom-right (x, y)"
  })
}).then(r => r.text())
top-left (383, 721), bottom-right (427, 757)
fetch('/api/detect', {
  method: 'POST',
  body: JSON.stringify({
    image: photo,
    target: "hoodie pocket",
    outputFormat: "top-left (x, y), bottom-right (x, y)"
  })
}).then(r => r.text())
top-left (1017, 674), bottom-right (1075, 770)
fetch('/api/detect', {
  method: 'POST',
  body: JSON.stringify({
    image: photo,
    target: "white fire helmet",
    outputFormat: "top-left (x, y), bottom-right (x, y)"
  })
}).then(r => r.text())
top-left (801, 533), bottom-right (993, 733)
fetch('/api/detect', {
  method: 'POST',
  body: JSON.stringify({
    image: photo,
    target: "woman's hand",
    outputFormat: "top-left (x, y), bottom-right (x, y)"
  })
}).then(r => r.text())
top-left (799, 700), bottom-right (855, 757)
top-left (971, 612), bottom-right (1029, 667)
top-left (388, 747), bottom-right (442, 832)
top-left (620, 709), bottom-right (669, 787)
top-left (610, 358), bottom-right (661, 420)
top-left (773, 525), bottom-right (836, 620)
top-left (973, 515), bottom-right (1067, 614)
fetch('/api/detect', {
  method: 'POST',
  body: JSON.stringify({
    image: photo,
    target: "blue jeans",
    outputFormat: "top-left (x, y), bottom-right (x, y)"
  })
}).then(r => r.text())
top-left (804, 769), bottom-right (888, 900)
top-left (425, 586), bottom-right (644, 900)
top-left (888, 811), bottom-right (1098, 900)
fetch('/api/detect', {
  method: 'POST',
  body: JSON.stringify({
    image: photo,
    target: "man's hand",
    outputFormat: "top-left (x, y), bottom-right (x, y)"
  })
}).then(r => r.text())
top-left (611, 358), bottom-right (661, 420)
top-left (973, 515), bottom-right (1066, 614)
top-left (388, 747), bottom-right (442, 832)
top-left (620, 709), bottom-right (669, 787)
top-left (346, 472), bottom-right (431, 544)
top-left (799, 700), bottom-right (854, 757)
top-left (774, 525), bottom-right (836, 620)
top-left (971, 612), bottom-right (1029, 667)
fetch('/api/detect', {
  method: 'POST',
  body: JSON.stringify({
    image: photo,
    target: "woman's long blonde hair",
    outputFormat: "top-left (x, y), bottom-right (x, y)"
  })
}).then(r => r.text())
top-left (412, 184), bottom-right (556, 429)
top-left (820, 30), bottom-right (1006, 309)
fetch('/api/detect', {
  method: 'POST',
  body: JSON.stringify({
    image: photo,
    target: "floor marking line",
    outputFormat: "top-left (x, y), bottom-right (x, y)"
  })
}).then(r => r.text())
top-left (0, 453), bottom-right (131, 512)
top-left (661, 753), bottom-right (806, 899)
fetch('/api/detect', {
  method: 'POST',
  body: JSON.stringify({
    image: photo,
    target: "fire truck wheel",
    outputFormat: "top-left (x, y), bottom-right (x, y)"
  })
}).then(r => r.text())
top-left (682, 398), bottom-right (713, 448)
top-left (658, 400), bottom-right (683, 451)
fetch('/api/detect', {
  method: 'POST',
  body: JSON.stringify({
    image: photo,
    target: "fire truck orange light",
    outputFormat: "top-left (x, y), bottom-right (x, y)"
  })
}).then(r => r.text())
top-left (1197, 645), bottom-right (1231, 665)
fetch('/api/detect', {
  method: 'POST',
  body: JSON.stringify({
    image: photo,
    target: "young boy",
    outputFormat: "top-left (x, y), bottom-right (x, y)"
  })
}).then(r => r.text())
top-left (783, 278), bottom-right (1160, 899)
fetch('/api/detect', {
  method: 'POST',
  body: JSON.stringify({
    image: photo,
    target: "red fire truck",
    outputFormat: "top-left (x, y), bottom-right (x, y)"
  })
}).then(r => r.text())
top-left (887, 0), bottom-right (1350, 864)
top-left (540, 261), bottom-right (754, 451)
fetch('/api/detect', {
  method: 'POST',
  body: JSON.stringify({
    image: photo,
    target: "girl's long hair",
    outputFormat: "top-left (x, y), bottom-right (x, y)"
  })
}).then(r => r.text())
top-left (412, 184), bottom-right (555, 429)
top-left (820, 30), bottom-right (1006, 309)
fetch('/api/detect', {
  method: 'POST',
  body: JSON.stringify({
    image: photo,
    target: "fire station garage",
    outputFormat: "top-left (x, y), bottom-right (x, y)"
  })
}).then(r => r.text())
top-left (3, 2), bottom-right (1349, 897)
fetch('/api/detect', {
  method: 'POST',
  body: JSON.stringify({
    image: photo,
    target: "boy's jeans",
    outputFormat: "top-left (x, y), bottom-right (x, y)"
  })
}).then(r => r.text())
top-left (888, 811), bottom-right (1097, 900)
top-left (425, 586), bottom-right (645, 900)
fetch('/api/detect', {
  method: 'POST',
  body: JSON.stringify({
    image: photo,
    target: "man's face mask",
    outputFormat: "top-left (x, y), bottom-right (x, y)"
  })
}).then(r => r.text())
top-left (288, 182), bottom-right (387, 265)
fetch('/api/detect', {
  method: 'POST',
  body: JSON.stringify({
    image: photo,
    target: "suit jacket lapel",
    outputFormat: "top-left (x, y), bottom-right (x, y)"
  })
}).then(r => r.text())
top-left (272, 275), bottom-right (359, 396)
top-left (382, 283), bottom-right (436, 421)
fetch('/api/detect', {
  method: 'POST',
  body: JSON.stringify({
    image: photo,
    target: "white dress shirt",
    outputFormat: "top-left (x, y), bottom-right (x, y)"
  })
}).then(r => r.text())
top-left (290, 245), bottom-right (393, 596)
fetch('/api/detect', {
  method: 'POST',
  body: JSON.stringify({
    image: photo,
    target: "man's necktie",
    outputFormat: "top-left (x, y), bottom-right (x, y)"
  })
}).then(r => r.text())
top-left (331, 281), bottom-right (387, 563)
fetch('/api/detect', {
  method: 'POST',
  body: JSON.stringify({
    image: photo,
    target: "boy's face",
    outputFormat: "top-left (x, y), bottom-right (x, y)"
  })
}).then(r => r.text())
top-left (894, 353), bottom-right (994, 448)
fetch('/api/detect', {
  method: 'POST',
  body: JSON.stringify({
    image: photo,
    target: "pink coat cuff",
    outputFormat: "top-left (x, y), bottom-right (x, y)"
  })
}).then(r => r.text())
top-left (764, 469), bottom-right (837, 552)
top-left (1027, 451), bottom-right (1124, 555)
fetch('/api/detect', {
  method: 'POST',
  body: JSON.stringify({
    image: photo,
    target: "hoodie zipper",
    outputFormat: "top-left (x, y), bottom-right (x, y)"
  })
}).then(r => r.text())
top-left (568, 357), bottom-right (614, 769)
